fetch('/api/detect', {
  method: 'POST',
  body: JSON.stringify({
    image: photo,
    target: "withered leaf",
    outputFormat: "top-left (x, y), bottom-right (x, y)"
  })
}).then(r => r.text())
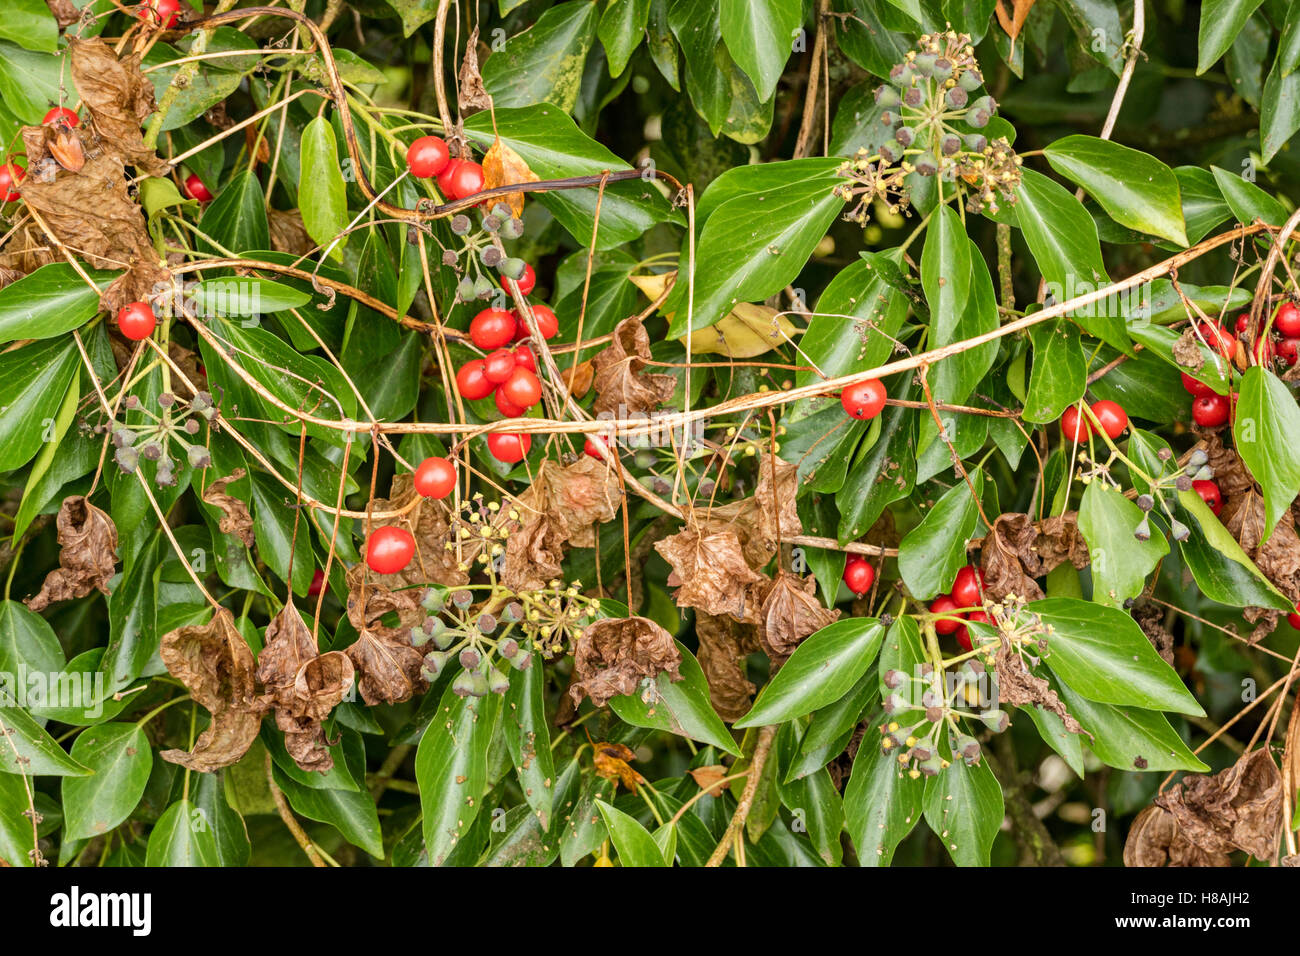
top-left (26, 496), bottom-right (119, 611)
top-left (502, 512), bottom-right (567, 592)
top-left (158, 609), bottom-right (266, 773)
top-left (758, 570), bottom-right (839, 664)
top-left (569, 616), bottom-right (682, 708)
top-left (457, 27), bottom-right (493, 114)
top-left (655, 524), bottom-right (767, 619)
top-left (344, 575), bottom-right (426, 632)
top-left (45, 0), bottom-right (81, 27)
top-left (68, 38), bottom-right (168, 176)
top-left (994, 640), bottom-right (1085, 737)
top-left (202, 469), bottom-right (255, 547)
top-left (346, 627), bottom-right (427, 706)
top-left (1124, 805), bottom-right (1232, 867)
top-left (994, 0), bottom-right (1036, 45)
top-left (591, 315), bottom-right (677, 415)
top-left (1153, 748), bottom-right (1285, 861)
top-left (688, 764), bottom-right (729, 797)
top-left (695, 611), bottom-right (759, 721)
top-left (979, 512), bottom-right (1088, 602)
top-left (481, 136), bottom-right (538, 218)
top-left (268, 207), bottom-right (314, 256)
top-left (366, 474), bottom-right (469, 588)
top-left (707, 453), bottom-right (802, 567)
top-left (592, 741), bottom-right (646, 793)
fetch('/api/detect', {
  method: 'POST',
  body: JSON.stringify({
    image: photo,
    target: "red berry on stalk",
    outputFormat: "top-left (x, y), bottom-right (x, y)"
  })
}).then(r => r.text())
top-left (1197, 321), bottom-right (1235, 360)
top-left (436, 158), bottom-right (464, 197)
top-left (1192, 392), bottom-right (1230, 427)
top-left (139, 0), bottom-right (182, 28)
top-left (366, 526), bottom-right (415, 575)
top-left (1060, 405), bottom-right (1091, 443)
top-left (840, 378), bottom-right (887, 420)
top-left (446, 160), bottom-right (484, 200)
top-left (414, 456), bottom-right (457, 499)
top-left (456, 359), bottom-right (494, 400)
top-left (513, 345), bottom-right (536, 372)
top-left (1251, 335), bottom-right (1275, 367)
top-left (494, 388), bottom-right (526, 418)
top-left (500, 263), bottom-right (536, 296)
top-left (1275, 301), bottom-right (1300, 338)
top-left (513, 304), bottom-right (559, 341)
top-left (842, 557), bottom-right (875, 596)
top-left (1289, 603), bottom-right (1300, 629)
top-left (43, 107), bottom-right (78, 128)
top-left (0, 161), bottom-right (25, 202)
top-left (1180, 372), bottom-right (1215, 398)
top-left (951, 566), bottom-right (984, 609)
top-left (470, 307), bottom-right (517, 350)
top-left (1192, 479), bottom-right (1223, 516)
top-left (1091, 400), bottom-right (1128, 439)
top-left (487, 432), bottom-right (531, 464)
top-left (584, 436), bottom-right (608, 460)
top-left (117, 301), bottom-right (157, 341)
top-left (1234, 313), bottom-right (1252, 335)
top-left (308, 568), bottom-right (325, 597)
top-left (500, 366), bottom-right (542, 409)
top-left (482, 348), bottom-right (517, 384)
top-left (406, 135), bottom-right (451, 179)
top-left (956, 609), bottom-right (991, 653)
top-left (930, 595), bottom-right (961, 635)
top-left (184, 172), bottom-right (213, 202)
top-left (1279, 339), bottom-right (1299, 367)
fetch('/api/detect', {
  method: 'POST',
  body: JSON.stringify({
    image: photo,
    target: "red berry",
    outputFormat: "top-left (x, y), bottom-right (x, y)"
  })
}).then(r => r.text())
top-left (842, 556), bottom-right (874, 596)
top-left (436, 157), bottom-right (464, 197)
top-left (840, 378), bottom-right (887, 420)
top-left (1090, 400), bottom-right (1128, 439)
top-left (117, 301), bottom-right (157, 341)
top-left (307, 568), bottom-right (325, 597)
top-left (1180, 372), bottom-right (1215, 398)
top-left (1192, 392), bottom-right (1230, 427)
top-left (456, 359), bottom-right (494, 400)
top-left (956, 609), bottom-right (991, 653)
top-left (500, 263), bottom-right (536, 295)
top-left (406, 135), bottom-right (451, 179)
top-left (1192, 479), bottom-right (1222, 516)
top-left (1274, 301), bottom-right (1300, 338)
top-left (1234, 313), bottom-right (1252, 335)
top-left (487, 432), bottom-right (531, 464)
top-left (951, 566), bottom-right (984, 609)
top-left (494, 388), bottom-right (526, 418)
top-left (513, 345), bottom-right (536, 372)
top-left (930, 595), bottom-right (961, 635)
top-left (1289, 603), bottom-right (1300, 629)
top-left (366, 526), bottom-right (415, 574)
top-left (43, 107), bottom-right (79, 128)
top-left (1252, 335), bottom-right (1275, 367)
top-left (584, 436), bottom-right (609, 460)
top-left (1278, 339), bottom-right (1299, 367)
top-left (413, 456), bottom-right (457, 499)
top-left (1197, 321), bottom-right (1235, 360)
top-left (0, 161), bottom-right (25, 202)
top-left (183, 172), bottom-right (213, 202)
top-left (500, 366), bottom-right (542, 409)
top-left (139, 0), bottom-right (182, 28)
top-left (514, 304), bottom-right (559, 341)
top-left (470, 307), bottom-right (516, 350)
top-left (1061, 405), bottom-right (1091, 443)
top-left (482, 348), bottom-right (517, 384)
top-left (446, 160), bottom-right (484, 200)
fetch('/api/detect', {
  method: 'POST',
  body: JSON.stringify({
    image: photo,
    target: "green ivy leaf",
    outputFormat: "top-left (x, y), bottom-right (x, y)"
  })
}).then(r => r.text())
top-left (0, 706), bottom-right (92, 777)
top-left (609, 641), bottom-right (741, 755)
top-left (598, 0), bottom-right (651, 77)
top-left (481, 1), bottom-right (598, 113)
top-left (0, 263), bottom-right (116, 343)
top-left (718, 0), bottom-right (802, 103)
top-left (501, 656), bottom-right (557, 827)
top-left (843, 732), bottom-right (923, 866)
top-left (1198, 0), bottom-right (1266, 75)
top-left (922, 744), bottom-right (1003, 867)
top-left (1210, 165), bottom-right (1288, 227)
top-left (299, 115), bottom-right (350, 260)
top-left (1055, 678), bottom-right (1209, 772)
top-left (1024, 318), bottom-right (1085, 424)
top-left (594, 799), bottom-right (668, 866)
top-left (1176, 490), bottom-right (1294, 611)
top-left (1077, 482), bottom-right (1168, 608)
top-left (897, 471), bottom-right (983, 601)
top-left (0, 338), bottom-right (80, 474)
top-left (1233, 366), bottom-right (1300, 544)
top-left (61, 722), bottom-right (153, 842)
top-left (145, 799), bottom-right (222, 866)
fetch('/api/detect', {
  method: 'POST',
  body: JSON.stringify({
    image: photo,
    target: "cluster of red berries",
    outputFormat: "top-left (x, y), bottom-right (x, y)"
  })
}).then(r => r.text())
top-left (1238, 303), bottom-right (1300, 368)
top-left (406, 135), bottom-right (486, 201)
top-left (1179, 371), bottom-right (1234, 428)
top-left (840, 377), bottom-right (887, 420)
top-left (364, 456), bottom-right (460, 574)
top-left (1060, 399), bottom-right (1127, 443)
top-left (929, 566), bottom-right (987, 652)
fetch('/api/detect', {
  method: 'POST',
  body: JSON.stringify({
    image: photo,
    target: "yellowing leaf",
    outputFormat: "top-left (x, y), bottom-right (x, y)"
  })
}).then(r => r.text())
top-left (481, 136), bottom-right (539, 217)
top-left (629, 270), bottom-right (802, 358)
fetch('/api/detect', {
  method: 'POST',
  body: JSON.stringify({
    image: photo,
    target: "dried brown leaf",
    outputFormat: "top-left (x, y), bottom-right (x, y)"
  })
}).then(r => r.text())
top-left (995, 0), bottom-right (1036, 44)
top-left (1153, 748), bottom-right (1285, 861)
top-left (688, 764), bottom-right (729, 797)
top-left (158, 609), bottom-right (266, 772)
top-left (268, 207), bottom-right (314, 256)
top-left (655, 524), bottom-right (767, 619)
top-left (695, 610), bottom-right (759, 721)
top-left (366, 474), bottom-right (469, 588)
top-left (758, 570), bottom-right (839, 664)
top-left (481, 136), bottom-right (538, 218)
top-left (346, 627), bottom-right (427, 706)
top-left (591, 315), bottom-right (676, 415)
top-left (994, 640), bottom-right (1086, 737)
top-left (569, 616), bottom-right (682, 708)
top-left (979, 512), bottom-right (1088, 602)
top-left (1124, 805), bottom-right (1232, 867)
top-left (45, 0), bottom-right (81, 28)
top-left (202, 469), bottom-right (254, 547)
top-left (592, 741), bottom-right (646, 793)
top-left (26, 496), bottom-right (118, 611)
top-left (457, 27), bottom-right (493, 114)
top-left (68, 38), bottom-right (168, 176)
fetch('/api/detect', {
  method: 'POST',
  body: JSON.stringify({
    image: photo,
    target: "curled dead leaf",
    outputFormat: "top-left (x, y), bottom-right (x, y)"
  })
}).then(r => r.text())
top-left (481, 136), bottom-right (538, 218)
top-left (688, 764), bottom-right (730, 797)
top-left (993, 640), bottom-right (1086, 737)
top-left (1124, 804), bottom-right (1231, 867)
top-left (1153, 748), bottom-right (1285, 861)
top-left (591, 315), bottom-right (676, 415)
top-left (457, 27), bottom-right (493, 114)
top-left (994, 0), bottom-right (1036, 47)
top-left (202, 469), bottom-right (255, 547)
top-left (758, 570), bottom-right (839, 664)
top-left (569, 616), bottom-right (682, 708)
top-left (68, 38), bottom-right (168, 176)
top-left (346, 627), bottom-right (428, 706)
top-left (979, 512), bottom-right (1089, 602)
top-left (694, 611), bottom-right (759, 721)
top-left (26, 496), bottom-right (119, 612)
top-left (592, 741), bottom-right (646, 793)
top-left (655, 524), bottom-right (767, 619)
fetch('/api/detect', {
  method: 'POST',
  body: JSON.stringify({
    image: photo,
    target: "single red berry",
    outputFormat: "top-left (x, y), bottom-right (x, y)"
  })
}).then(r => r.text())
top-left (842, 557), bottom-right (875, 596)
top-left (1197, 321), bottom-right (1235, 360)
top-left (43, 107), bottom-right (79, 128)
top-left (482, 348), bottom-right (517, 384)
top-left (1234, 313), bottom-right (1252, 335)
top-left (951, 566), bottom-right (984, 609)
top-left (513, 304), bottom-right (559, 341)
top-left (1180, 372), bottom-right (1215, 398)
top-left (500, 263), bottom-right (536, 296)
top-left (1289, 603), bottom-right (1300, 629)
top-left (470, 307), bottom-right (516, 350)
top-left (956, 609), bottom-right (991, 653)
top-left (139, 0), bottom-right (182, 28)
top-left (1278, 339), bottom-right (1299, 367)
top-left (584, 436), bottom-right (609, 460)
top-left (117, 301), bottom-right (157, 341)
top-left (1192, 479), bottom-right (1223, 516)
top-left (487, 432), bottom-right (531, 464)
top-left (930, 595), bottom-right (961, 635)
top-left (494, 387), bottom-right (526, 418)
top-left (307, 568), bottom-right (325, 597)
top-left (1251, 335), bottom-right (1275, 367)
top-left (840, 378), bottom-right (887, 420)
top-left (436, 157), bottom-right (464, 197)
top-left (1060, 405), bottom-right (1091, 443)
top-left (1274, 301), bottom-right (1300, 338)
top-left (414, 456), bottom-right (457, 499)
top-left (447, 160), bottom-right (484, 200)
top-left (513, 345), bottom-right (536, 372)
top-left (183, 172), bottom-right (213, 202)
top-left (0, 161), bottom-right (25, 202)
top-left (366, 526), bottom-right (415, 574)
top-left (406, 135), bottom-right (451, 179)
top-left (500, 366), bottom-right (542, 409)
top-left (1090, 400), bottom-right (1128, 439)
top-left (455, 359), bottom-right (494, 400)
top-left (1192, 392), bottom-right (1230, 427)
